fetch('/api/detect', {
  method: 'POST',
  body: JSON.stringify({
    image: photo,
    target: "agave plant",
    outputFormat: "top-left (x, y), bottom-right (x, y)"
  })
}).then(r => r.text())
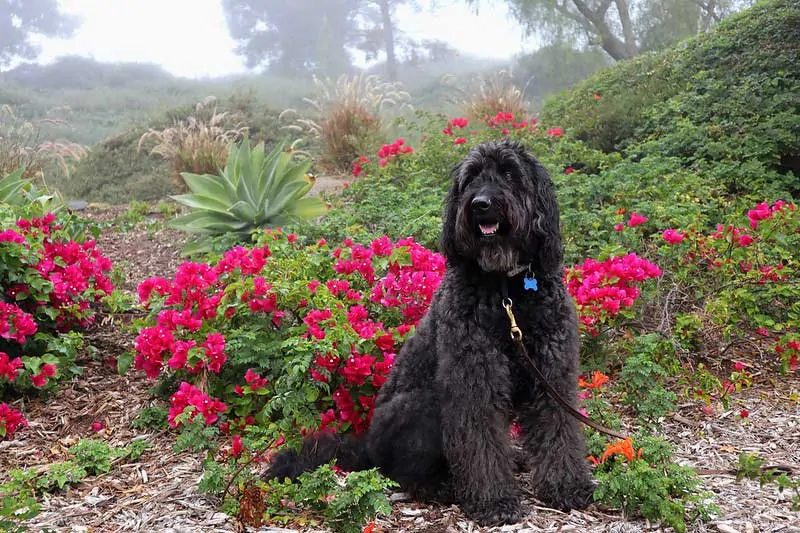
top-left (169, 138), bottom-right (327, 239)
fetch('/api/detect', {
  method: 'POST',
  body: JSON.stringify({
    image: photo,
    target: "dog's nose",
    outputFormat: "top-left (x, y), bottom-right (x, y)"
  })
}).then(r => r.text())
top-left (471, 195), bottom-right (491, 212)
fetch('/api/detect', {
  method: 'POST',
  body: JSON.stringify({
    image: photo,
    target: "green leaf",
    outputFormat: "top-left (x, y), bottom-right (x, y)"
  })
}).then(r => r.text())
top-left (117, 351), bottom-right (134, 375)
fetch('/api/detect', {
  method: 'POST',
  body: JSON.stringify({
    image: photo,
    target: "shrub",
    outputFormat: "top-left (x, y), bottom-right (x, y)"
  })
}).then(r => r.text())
top-left (446, 69), bottom-right (528, 124)
top-left (0, 105), bottom-right (86, 180)
top-left (284, 74), bottom-right (411, 173)
top-left (130, 231), bottom-right (443, 448)
top-left (0, 208), bottom-right (113, 416)
top-left (540, 0), bottom-right (800, 198)
top-left (592, 436), bottom-right (717, 532)
top-left (138, 96), bottom-right (248, 191)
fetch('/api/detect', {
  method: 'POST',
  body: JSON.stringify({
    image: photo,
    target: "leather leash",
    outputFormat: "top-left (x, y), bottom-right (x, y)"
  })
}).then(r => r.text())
top-left (500, 280), bottom-right (628, 440)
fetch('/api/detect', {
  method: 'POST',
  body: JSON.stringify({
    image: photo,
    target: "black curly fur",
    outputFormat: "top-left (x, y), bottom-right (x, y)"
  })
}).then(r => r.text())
top-left (266, 139), bottom-right (595, 525)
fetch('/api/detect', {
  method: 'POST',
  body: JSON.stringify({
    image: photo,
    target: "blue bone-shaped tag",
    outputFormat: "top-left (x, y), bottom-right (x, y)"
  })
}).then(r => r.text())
top-left (524, 274), bottom-right (538, 291)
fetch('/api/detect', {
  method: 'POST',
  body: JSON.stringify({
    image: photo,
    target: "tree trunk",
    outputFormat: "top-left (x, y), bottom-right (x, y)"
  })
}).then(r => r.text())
top-left (378, 0), bottom-right (397, 82)
top-left (614, 0), bottom-right (640, 58)
top-left (569, 0), bottom-right (639, 61)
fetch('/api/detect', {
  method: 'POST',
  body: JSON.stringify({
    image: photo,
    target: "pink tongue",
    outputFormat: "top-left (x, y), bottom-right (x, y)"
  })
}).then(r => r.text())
top-left (480, 223), bottom-right (499, 235)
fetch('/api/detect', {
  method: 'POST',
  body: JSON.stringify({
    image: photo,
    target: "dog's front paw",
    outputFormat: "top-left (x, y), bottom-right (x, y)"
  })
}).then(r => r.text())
top-left (541, 479), bottom-right (596, 511)
top-left (462, 495), bottom-right (523, 526)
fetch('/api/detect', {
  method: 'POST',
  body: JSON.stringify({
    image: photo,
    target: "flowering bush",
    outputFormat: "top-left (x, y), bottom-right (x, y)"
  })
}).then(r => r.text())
top-left (0, 210), bottom-right (113, 407)
top-left (132, 229), bottom-right (444, 446)
top-left (566, 253), bottom-right (663, 336)
top-left (653, 200), bottom-right (800, 373)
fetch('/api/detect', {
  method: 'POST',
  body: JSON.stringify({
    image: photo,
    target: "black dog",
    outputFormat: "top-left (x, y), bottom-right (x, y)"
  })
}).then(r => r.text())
top-left (268, 139), bottom-right (594, 525)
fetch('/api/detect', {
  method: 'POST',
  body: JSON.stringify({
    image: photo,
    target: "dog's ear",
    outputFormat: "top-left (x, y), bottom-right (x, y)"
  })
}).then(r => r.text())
top-left (525, 153), bottom-right (563, 273)
top-left (440, 162), bottom-right (462, 260)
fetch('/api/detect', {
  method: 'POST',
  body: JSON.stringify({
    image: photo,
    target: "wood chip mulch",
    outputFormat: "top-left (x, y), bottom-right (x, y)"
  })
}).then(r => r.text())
top-left (1, 204), bottom-right (798, 533)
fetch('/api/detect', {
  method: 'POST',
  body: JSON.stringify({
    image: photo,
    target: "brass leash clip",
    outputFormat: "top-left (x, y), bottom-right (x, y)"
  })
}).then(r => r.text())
top-left (502, 297), bottom-right (523, 341)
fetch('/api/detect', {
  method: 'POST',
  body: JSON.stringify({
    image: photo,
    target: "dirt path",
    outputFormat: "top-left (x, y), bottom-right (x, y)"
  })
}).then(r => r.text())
top-left (2, 205), bottom-right (798, 532)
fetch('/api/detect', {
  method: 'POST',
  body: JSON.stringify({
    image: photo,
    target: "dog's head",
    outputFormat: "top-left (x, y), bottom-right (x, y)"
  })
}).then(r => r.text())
top-left (441, 138), bottom-right (563, 274)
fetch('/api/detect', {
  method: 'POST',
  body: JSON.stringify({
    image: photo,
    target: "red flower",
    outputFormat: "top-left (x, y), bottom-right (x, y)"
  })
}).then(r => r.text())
top-left (546, 127), bottom-right (563, 137)
top-left (564, 167), bottom-right (575, 175)
top-left (453, 137), bottom-right (467, 145)
top-left (739, 409), bottom-right (749, 418)
top-left (91, 421), bottom-right (105, 432)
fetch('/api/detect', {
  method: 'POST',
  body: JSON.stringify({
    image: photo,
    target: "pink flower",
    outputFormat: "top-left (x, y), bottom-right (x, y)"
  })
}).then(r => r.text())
top-left (738, 234), bottom-right (754, 247)
top-left (614, 223), bottom-right (624, 232)
top-left (747, 202), bottom-right (772, 229)
top-left (627, 212), bottom-right (648, 227)
top-left (244, 368), bottom-right (268, 391)
top-left (91, 421), bottom-right (105, 432)
top-left (453, 137), bottom-right (467, 145)
top-left (0, 352), bottom-right (23, 382)
top-left (733, 361), bottom-right (747, 372)
top-left (168, 382), bottom-right (227, 428)
top-left (662, 229), bottom-right (685, 244)
top-left (0, 402), bottom-right (27, 440)
top-left (231, 435), bottom-right (244, 457)
top-left (564, 167), bottom-right (575, 175)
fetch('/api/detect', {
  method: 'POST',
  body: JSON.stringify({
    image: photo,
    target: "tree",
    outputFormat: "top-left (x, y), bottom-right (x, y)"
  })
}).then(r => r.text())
top-left (355, 0), bottom-right (410, 82)
top-left (222, 0), bottom-right (361, 76)
top-left (356, 1), bottom-right (440, 82)
top-left (0, 0), bottom-right (78, 67)
top-left (466, 0), bottom-right (753, 61)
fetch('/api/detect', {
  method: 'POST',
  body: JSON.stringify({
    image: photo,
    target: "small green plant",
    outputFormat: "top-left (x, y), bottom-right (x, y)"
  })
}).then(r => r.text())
top-left (593, 436), bottom-right (717, 532)
top-left (258, 464), bottom-right (397, 533)
top-left (736, 452), bottom-right (800, 511)
top-left (0, 438), bottom-right (151, 531)
top-left (156, 200), bottom-right (181, 218)
top-left (168, 138), bottom-right (327, 242)
top-left (616, 335), bottom-right (678, 425)
top-left (131, 405), bottom-right (168, 430)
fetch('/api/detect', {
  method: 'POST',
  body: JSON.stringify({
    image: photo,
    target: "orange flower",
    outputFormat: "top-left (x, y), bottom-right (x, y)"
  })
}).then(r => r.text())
top-left (593, 92), bottom-right (601, 101)
top-left (587, 455), bottom-right (600, 466)
top-left (579, 370), bottom-right (610, 390)
top-left (600, 437), bottom-right (636, 463)
top-left (363, 522), bottom-right (376, 533)
top-left (616, 207), bottom-right (627, 215)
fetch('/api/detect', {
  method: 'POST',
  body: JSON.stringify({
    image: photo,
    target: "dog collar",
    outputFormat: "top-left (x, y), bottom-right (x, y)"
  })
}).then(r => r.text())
top-left (506, 264), bottom-right (538, 291)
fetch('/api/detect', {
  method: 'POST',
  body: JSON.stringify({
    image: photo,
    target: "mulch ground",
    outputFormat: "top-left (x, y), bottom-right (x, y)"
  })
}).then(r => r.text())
top-left (2, 203), bottom-right (798, 533)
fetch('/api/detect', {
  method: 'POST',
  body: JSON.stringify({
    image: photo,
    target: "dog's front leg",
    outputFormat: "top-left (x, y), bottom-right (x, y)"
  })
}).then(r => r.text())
top-left (518, 327), bottom-right (596, 511)
top-left (437, 342), bottom-right (521, 525)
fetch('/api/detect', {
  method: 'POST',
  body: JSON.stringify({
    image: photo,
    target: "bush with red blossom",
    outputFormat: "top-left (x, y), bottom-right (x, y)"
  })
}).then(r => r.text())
top-left (0, 210), bottom-right (113, 404)
top-left (132, 229), bottom-right (444, 446)
top-left (0, 208), bottom-right (114, 440)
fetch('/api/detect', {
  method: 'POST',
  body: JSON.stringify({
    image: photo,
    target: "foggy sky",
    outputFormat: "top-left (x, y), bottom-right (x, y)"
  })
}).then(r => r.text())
top-left (31, 0), bottom-right (534, 78)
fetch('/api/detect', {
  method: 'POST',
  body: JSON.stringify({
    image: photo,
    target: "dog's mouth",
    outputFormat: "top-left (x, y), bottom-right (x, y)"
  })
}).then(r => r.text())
top-left (479, 222), bottom-right (499, 236)
top-left (475, 216), bottom-right (506, 239)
